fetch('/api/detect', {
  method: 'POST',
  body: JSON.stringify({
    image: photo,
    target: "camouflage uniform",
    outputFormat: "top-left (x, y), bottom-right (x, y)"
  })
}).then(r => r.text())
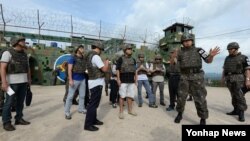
top-left (223, 42), bottom-right (250, 122)
top-left (175, 34), bottom-right (211, 124)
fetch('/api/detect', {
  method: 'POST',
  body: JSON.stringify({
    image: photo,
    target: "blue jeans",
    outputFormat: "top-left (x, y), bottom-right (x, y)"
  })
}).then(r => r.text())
top-left (2, 83), bottom-right (27, 124)
top-left (65, 79), bottom-right (86, 116)
top-left (137, 80), bottom-right (156, 105)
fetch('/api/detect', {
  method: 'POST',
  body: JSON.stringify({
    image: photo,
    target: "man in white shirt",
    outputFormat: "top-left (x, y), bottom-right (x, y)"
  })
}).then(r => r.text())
top-left (84, 41), bottom-right (109, 132)
top-left (1, 36), bottom-right (31, 131)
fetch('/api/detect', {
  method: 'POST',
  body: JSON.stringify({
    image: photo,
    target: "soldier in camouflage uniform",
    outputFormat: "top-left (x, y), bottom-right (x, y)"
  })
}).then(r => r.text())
top-left (1, 36), bottom-right (31, 131)
top-left (174, 33), bottom-right (220, 125)
top-left (222, 42), bottom-right (250, 122)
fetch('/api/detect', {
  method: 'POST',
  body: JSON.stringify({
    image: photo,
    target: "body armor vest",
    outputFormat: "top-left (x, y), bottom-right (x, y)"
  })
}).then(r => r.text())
top-left (7, 48), bottom-right (28, 74)
top-left (224, 53), bottom-right (245, 75)
top-left (169, 62), bottom-right (180, 73)
top-left (137, 61), bottom-right (147, 75)
top-left (152, 63), bottom-right (164, 76)
top-left (120, 56), bottom-right (136, 73)
top-left (178, 47), bottom-right (202, 70)
top-left (72, 55), bottom-right (86, 73)
top-left (86, 51), bottom-right (104, 80)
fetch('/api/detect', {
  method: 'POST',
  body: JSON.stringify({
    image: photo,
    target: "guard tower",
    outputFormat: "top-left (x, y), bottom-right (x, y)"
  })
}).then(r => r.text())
top-left (159, 23), bottom-right (194, 61)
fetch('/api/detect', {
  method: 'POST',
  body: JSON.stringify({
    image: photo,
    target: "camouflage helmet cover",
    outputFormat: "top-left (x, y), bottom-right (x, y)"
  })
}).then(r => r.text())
top-left (10, 35), bottom-right (25, 46)
top-left (92, 41), bottom-right (104, 50)
top-left (181, 33), bottom-right (193, 43)
top-left (121, 44), bottom-right (132, 51)
top-left (138, 53), bottom-right (144, 58)
top-left (227, 42), bottom-right (239, 50)
top-left (155, 54), bottom-right (162, 60)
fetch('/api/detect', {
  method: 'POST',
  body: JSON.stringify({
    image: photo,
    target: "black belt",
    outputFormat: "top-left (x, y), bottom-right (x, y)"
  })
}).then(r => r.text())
top-left (181, 68), bottom-right (202, 74)
top-left (225, 72), bottom-right (242, 75)
top-left (169, 73), bottom-right (180, 76)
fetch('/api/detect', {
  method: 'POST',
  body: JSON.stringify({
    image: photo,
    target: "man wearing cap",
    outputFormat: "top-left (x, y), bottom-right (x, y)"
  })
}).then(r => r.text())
top-left (64, 45), bottom-right (87, 119)
top-left (166, 49), bottom-right (180, 111)
top-left (136, 53), bottom-right (158, 108)
top-left (150, 54), bottom-right (166, 106)
top-left (116, 44), bottom-right (137, 119)
top-left (222, 42), bottom-right (250, 122)
top-left (1, 35), bottom-right (31, 131)
top-left (174, 33), bottom-right (220, 125)
top-left (84, 41), bottom-right (109, 131)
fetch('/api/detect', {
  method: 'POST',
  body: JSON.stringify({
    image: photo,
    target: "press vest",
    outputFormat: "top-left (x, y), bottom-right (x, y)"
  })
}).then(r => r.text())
top-left (86, 51), bottom-right (104, 80)
top-left (7, 48), bottom-right (28, 74)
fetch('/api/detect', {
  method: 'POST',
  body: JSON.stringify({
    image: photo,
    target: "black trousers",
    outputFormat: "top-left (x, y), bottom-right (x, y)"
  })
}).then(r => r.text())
top-left (84, 85), bottom-right (102, 128)
top-left (168, 74), bottom-right (180, 107)
top-left (109, 79), bottom-right (119, 104)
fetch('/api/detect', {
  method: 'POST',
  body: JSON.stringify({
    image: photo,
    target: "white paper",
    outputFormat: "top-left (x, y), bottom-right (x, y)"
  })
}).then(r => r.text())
top-left (7, 86), bottom-right (15, 96)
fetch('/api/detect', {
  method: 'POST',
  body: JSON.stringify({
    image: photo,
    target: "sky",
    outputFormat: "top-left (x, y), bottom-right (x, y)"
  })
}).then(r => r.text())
top-left (1, 0), bottom-right (250, 73)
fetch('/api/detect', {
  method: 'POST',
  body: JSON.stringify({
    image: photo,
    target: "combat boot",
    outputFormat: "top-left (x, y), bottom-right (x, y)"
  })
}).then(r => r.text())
top-left (226, 108), bottom-right (239, 115)
top-left (200, 119), bottom-right (206, 125)
top-left (174, 112), bottom-right (183, 123)
top-left (238, 111), bottom-right (245, 122)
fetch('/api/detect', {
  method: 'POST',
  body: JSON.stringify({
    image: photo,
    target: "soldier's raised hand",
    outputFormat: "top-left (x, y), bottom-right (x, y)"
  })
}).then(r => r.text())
top-left (209, 46), bottom-right (220, 57)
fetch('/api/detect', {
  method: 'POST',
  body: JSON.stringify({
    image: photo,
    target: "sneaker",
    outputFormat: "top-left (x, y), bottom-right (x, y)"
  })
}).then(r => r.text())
top-left (119, 112), bottom-right (124, 119)
top-left (138, 103), bottom-right (142, 107)
top-left (166, 106), bottom-right (175, 111)
top-left (65, 115), bottom-right (72, 120)
top-left (128, 111), bottom-right (137, 116)
top-left (149, 104), bottom-right (158, 108)
top-left (112, 103), bottom-right (117, 108)
top-left (78, 109), bottom-right (87, 114)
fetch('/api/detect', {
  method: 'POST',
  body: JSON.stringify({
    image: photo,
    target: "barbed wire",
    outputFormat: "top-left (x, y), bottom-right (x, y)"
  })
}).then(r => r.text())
top-left (0, 5), bottom-right (162, 46)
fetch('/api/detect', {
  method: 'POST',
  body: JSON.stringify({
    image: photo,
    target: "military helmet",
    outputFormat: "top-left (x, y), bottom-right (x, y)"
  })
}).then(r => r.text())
top-left (92, 41), bottom-right (104, 50)
top-left (147, 59), bottom-right (154, 63)
top-left (122, 44), bottom-right (132, 51)
top-left (227, 42), bottom-right (239, 50)
top-left (138, 53), bottom-right (144, 58)
top-left (74, 45), bottom-right (84, 54)
top-left (10, 35), bottom-right (25, 46)
top-left (181, 33), bottom-right (193, 43)
top-left (155, 54), bottom-right (162, 60)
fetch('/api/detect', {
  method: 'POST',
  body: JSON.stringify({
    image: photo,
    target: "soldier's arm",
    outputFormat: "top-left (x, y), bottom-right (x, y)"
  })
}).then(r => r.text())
top-left (244, 56), bottom-right (250, 88)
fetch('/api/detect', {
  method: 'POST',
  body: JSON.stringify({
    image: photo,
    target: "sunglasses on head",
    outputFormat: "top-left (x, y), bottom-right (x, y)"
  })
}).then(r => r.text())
top-left (126, 48), bottom-right (132, 50)
top-left (155, 58), bottom-right (162, 60)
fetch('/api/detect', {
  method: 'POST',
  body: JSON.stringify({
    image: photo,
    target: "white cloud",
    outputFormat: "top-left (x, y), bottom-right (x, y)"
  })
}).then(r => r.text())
top-left (124, 0), bottom-right (250, 72)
